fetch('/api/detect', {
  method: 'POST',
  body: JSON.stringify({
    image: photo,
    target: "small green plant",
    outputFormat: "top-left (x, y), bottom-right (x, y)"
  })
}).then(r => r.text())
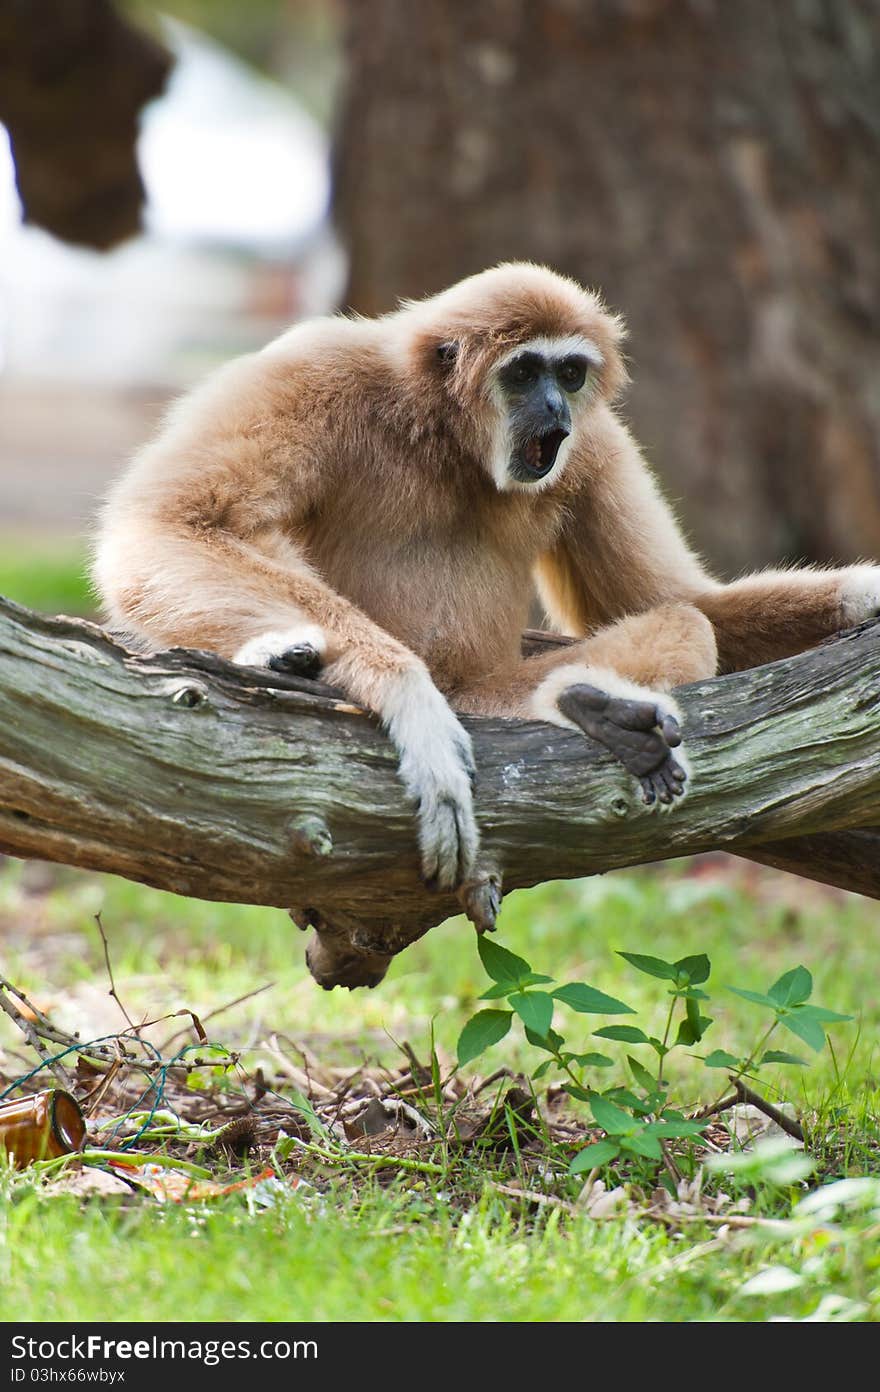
top-left (457, 937), bottom-right (852, 1178)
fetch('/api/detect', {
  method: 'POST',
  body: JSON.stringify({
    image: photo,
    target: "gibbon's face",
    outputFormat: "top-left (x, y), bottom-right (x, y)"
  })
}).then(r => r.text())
top-left (491, 335), bottom-right (599, 490)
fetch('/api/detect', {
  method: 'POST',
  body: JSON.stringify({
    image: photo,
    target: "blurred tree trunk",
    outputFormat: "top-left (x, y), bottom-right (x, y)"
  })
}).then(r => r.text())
top-left (0, 0), bottom-right (170, 250)
top-left (334, 0), bottom-right (880, 576)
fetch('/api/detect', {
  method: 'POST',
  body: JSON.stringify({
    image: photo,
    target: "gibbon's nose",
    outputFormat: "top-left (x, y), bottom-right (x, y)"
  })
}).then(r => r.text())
top-left (545, 387), bottom-right (569, 431)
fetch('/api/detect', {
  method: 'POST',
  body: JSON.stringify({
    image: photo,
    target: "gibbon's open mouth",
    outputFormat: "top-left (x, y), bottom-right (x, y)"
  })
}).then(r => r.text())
top-left (519, 427), bottom-right (569, 479)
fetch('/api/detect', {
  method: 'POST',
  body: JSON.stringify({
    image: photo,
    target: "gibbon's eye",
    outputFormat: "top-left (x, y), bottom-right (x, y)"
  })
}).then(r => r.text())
top-left (558, 356), bottom-right (588, 393)
top-left (501, 353), bottom-right (541, 388)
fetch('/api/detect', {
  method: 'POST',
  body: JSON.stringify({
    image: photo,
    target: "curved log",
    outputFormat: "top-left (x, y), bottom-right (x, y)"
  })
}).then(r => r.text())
top-left (1, 596), bottom-right (879, 988)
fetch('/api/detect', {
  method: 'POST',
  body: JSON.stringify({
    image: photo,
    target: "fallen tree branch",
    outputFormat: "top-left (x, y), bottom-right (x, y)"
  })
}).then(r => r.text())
top-left (2, 596), bottom-right (880, 989)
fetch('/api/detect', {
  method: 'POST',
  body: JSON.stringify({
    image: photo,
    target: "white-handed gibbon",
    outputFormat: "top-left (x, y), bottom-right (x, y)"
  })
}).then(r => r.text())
top-left (93, 262), bottom-right (880, 922)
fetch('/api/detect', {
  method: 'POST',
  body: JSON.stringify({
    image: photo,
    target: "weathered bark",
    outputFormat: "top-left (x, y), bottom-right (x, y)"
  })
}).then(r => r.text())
top-left (0, 0), bottom-right (171, 249)
top-left (2, 596), bottom-right (880, 988)
top-left (334, 0), bottom-right (880, 575)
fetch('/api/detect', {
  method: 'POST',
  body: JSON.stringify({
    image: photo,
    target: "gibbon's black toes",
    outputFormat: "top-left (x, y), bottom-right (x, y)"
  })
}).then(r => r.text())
top-left (459, 874), bottom-right (503, 934)
top-left (659, 713), bottom-right (682, 747)
top-left (557, 682), bottom-right (689, 804)
top-left (267, 643), bottom-right (323, 680)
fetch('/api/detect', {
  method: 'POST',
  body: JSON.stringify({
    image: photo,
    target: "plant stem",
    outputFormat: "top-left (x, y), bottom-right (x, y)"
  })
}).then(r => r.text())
top-left (706, 1019), bottom-right (778, 1113)
top-left (286, 1136), bottom-right (446, 1177)
top-left (655, 995), bottom-right (677, 1100)
top-left (34, 1149), bottom-right (213, 1179)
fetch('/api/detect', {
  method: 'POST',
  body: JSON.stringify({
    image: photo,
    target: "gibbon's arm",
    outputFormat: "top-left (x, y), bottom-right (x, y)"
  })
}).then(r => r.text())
top-left (93, 352), bottom-right (478, 891)
top-left (535, 406), bottom-right (880, 673)
top-left (533, 406), bottom-right (713, 638)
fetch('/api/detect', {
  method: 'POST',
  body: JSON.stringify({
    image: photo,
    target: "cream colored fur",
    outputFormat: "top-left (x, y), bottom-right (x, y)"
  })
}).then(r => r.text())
top-left (92, 262), bottom-right (880, 884)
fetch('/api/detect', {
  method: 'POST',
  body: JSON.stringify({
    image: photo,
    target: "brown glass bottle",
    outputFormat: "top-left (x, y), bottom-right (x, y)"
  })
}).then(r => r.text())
top-left (0, 1089), bottom-right (86, 1167)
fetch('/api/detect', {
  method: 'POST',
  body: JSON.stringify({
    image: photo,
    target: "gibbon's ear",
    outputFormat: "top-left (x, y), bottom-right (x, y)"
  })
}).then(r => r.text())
top-left (436, 341), bottom-right (459, 366)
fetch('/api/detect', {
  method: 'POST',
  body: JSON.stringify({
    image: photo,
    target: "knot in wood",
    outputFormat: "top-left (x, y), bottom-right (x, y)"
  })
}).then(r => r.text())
top-left (289, 816), bottom-right (333, 858)
top-left (169, 682), bottom-right (209, 710)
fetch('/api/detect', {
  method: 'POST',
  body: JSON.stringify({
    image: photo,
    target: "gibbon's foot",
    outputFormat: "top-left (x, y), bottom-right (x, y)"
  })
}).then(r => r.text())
top-left (459, 871), bottom-right (503, 934)
top-left (557, 683), bottom-right (688, 806)
top-left (267, 643), bottom-right (323, 680)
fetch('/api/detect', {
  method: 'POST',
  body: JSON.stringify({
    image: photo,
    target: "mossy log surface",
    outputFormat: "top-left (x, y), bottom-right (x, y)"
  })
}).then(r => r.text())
top-left (1, 597), bottom-right (879, 988)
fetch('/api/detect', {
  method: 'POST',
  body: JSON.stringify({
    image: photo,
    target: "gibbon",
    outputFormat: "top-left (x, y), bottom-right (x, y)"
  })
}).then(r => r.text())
top-left (93, 262), bottom-right (880, 911)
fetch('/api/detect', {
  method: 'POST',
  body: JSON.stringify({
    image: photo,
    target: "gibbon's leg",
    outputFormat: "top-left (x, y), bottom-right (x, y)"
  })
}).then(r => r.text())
top-left (693, 565), bottom-right (880, 673)
top-left (453, 604), bottom-right (717, 807)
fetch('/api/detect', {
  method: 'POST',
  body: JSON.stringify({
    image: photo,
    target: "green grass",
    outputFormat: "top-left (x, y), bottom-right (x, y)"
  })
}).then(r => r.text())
top-left (2, 857), bottom-right (879, 1322)
top-left (0, 538), bottom-right (94, 616)
top-left (3, 1175), bottom-right (873, 1324)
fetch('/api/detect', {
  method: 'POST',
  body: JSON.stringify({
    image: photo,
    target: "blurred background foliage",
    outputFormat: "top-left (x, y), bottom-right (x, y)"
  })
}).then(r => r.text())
top-left (2, 0), bottom-right (879, 608)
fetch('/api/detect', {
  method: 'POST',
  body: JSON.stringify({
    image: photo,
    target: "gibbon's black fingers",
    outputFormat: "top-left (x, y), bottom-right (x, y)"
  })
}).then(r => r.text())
top-left (556, 683), bottom-right (690, 801)
top-left (267, 643), bottom-right (324, 680)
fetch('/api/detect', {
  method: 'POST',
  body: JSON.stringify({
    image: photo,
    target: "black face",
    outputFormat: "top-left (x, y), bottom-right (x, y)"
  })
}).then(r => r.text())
top-left (497, 349), bottom-right (589, 483)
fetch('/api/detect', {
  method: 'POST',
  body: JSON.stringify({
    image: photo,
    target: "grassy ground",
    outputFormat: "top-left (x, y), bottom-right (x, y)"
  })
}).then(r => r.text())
top-left (1, 547), bottom-right (879, 1323)
top-left (2, 858), bottom-right (879, 1323)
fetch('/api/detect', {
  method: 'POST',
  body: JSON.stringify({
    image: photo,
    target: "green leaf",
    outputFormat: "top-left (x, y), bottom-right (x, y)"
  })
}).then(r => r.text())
top-left (620, 1132), bottom-right (663, 1160)
top-left (569, 1052), bottom-right (615, 1069)
top-left (590, 1094), bottom-right (635, 1135)
top-left (532, 1059), bottom-right (555, 1080)
top-left (739, 1266), bottom-right (804, 1296)
top-left (563, 1083), bottom-right (593, 1103)
top-left (551, 982), bottom-right (635, 1015)
top-left (794, 1004), bottom-right (853, 1024)
top-left (593, 1025), bottom-right (650, 1044)
top-left (509, 991), bottom-right (554, 1039)
top-left (479, 982), bottom-right (514, 1001)
top-left (643, 1119), bottom-right (706, 1139)
top-left (703, 1049), bottom-right (741, 1069)
top-left (706, 1138), bottom-right (814, 1185)
top-left (779, 1012), bottom-right (826, 1053)
top-left (457, 1010), bottom-right (512, 1066)
top-left (728, 986), bottom-right (777, 1009)
top-left (617, 951), bottom-right (678, 981)
top-left (478, 936), bottom-right (531, 985)
top-left (676, 1009), bottom-right (713, 1046)
top-left (761, 1050), bottom-right (808, 1067)
top-left (604, 1086), bottom-right (645, 1111)
top-left (485, 972), bottom-right (553, 994)
top-left (674, 953), bottom-right (711, 985)
top-left (768, 966), bottom-right (812, 1008)
top-left (287, 1088), bottom-right (332, 1141)
top-left (525, 1025), bottom-right (564, 1053)
top-left (569, 1140), bottom-right (620, 1172)
top-left (627, 1056), bottom-right (658, 1093)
